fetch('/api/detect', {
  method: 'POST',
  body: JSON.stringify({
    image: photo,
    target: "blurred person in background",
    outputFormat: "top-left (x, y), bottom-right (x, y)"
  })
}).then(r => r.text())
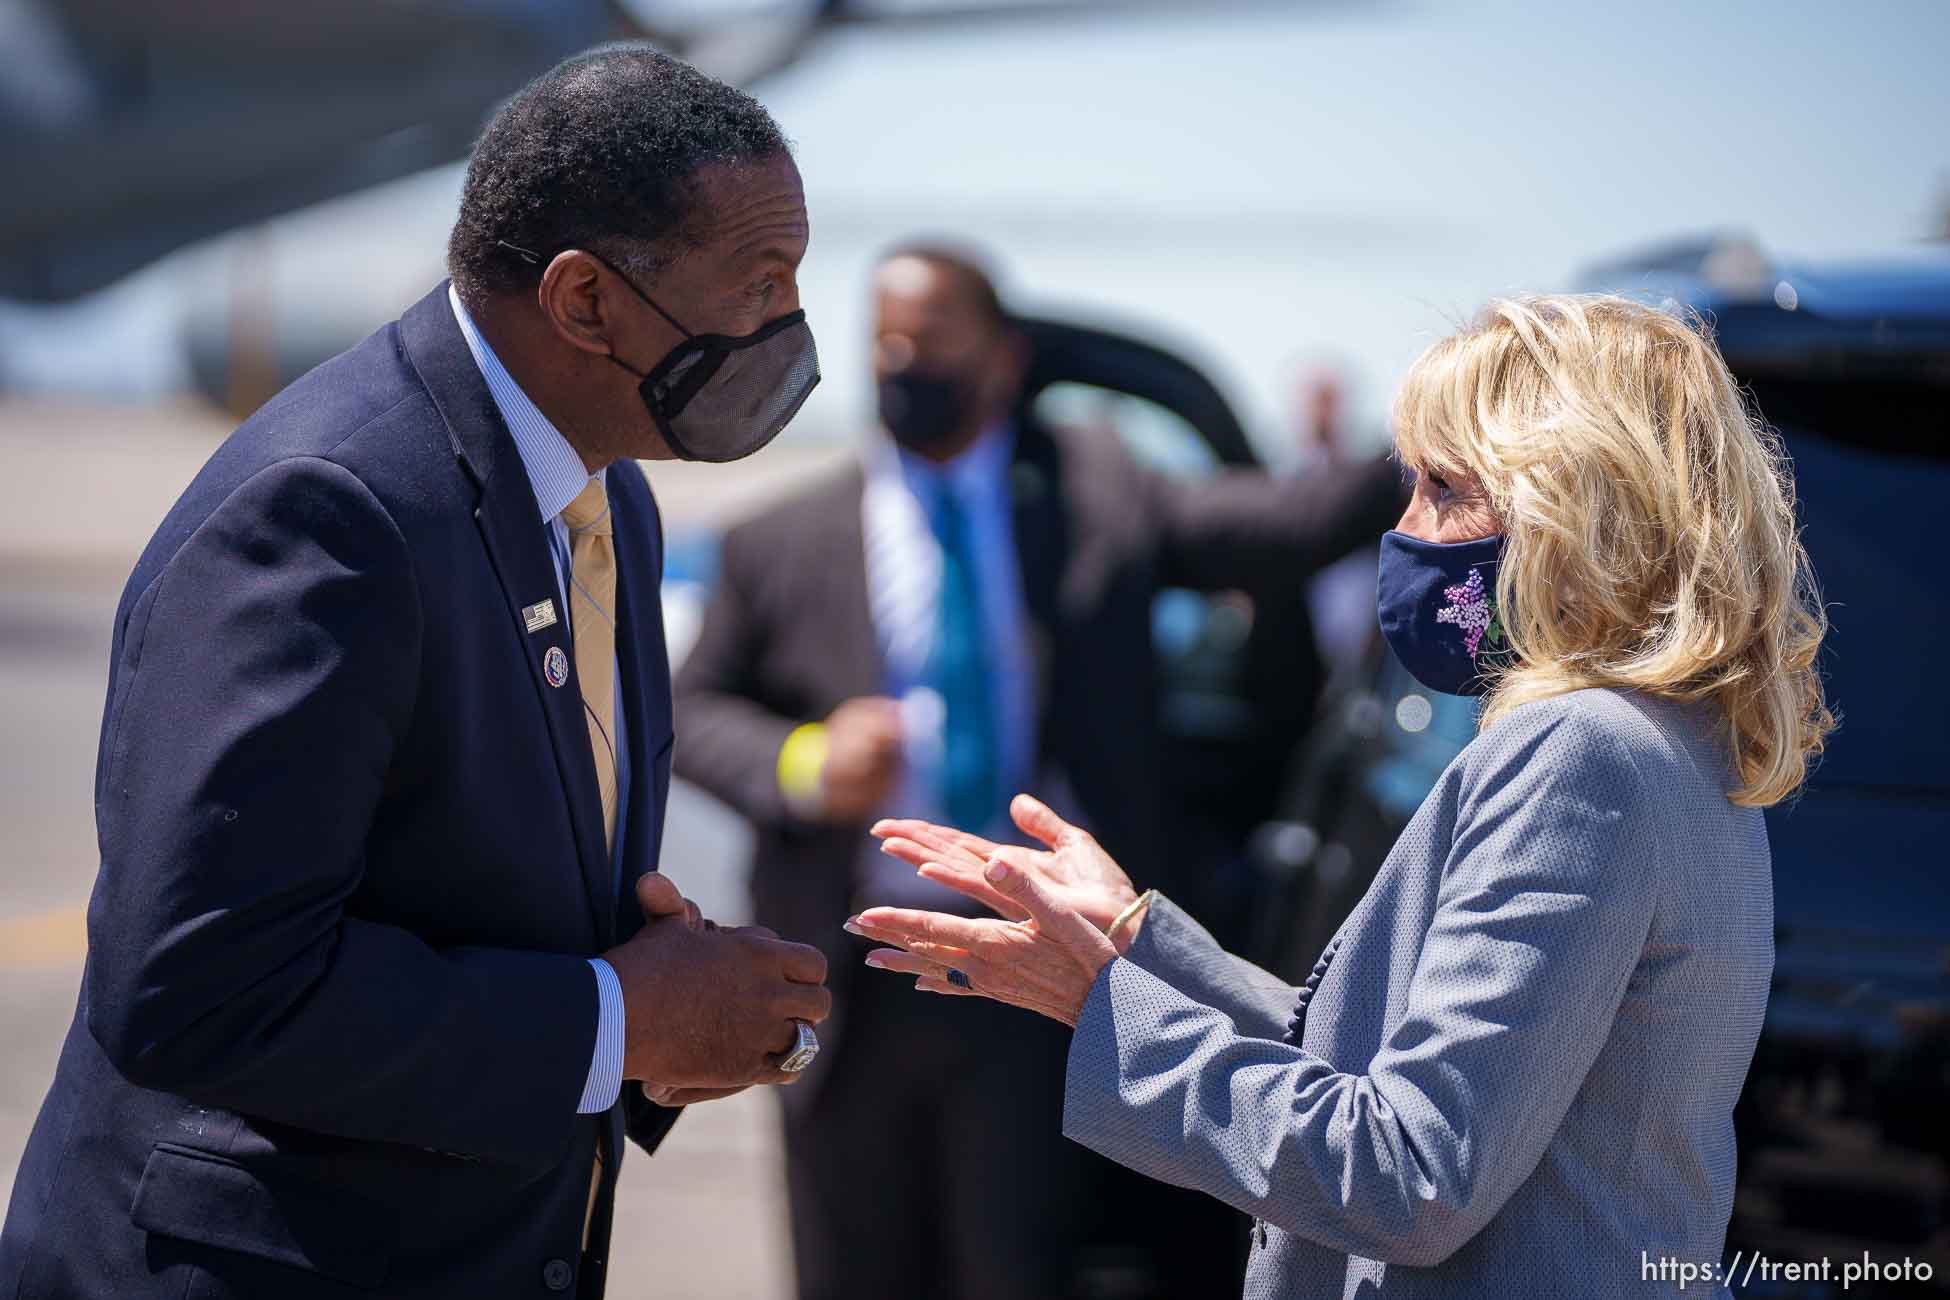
top-left (673, 243), bottom-right (1402, 1299)
top-left (0, 46), bottom-right (832, 1300)
top-left (852, 294), bottom-right (1834, 1299)
top-left (1161, 365), bottom-right (1378, 923)
top-left (1293, 364), bottom-right (1383, 679)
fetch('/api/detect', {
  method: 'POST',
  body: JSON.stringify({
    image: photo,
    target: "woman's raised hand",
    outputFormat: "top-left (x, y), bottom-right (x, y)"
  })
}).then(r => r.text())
top-left (870, 793), bottom-right (1139, 933)
top-left (848, 851), bottom-right (1119, 1027)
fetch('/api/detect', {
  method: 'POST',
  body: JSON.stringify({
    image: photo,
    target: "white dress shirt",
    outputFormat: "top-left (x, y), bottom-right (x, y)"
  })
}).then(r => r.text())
top-left (858, 422), bottom-right (1036, 906)
top-left (450, 286), bottom-right (627, 1115)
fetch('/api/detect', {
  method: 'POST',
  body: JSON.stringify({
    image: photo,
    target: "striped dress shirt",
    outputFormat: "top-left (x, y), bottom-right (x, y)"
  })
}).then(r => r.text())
top-left (449, 286), bottom-right (627, 1115)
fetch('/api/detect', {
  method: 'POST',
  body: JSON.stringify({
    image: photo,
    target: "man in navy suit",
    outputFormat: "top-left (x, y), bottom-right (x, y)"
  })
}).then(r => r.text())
top-left (0, 46), bottom-right (829, 1299)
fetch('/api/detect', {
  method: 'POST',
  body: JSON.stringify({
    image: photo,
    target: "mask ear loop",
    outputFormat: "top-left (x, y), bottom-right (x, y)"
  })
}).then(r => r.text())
top-left (586, 253), bottom-right (717, 441)
top-left (589, 252), bottom-right (695, 345)
top-left (497, 244), bottom-right (696, 374)
top-left (596, 255), bottom-right (704, 418)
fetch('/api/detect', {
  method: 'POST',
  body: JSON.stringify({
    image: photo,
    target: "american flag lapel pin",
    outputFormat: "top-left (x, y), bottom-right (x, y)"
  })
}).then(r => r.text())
top-left (522, 598), bottom-right (558, 634)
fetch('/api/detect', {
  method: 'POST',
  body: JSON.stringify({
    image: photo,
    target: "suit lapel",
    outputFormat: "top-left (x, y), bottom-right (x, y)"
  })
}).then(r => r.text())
top-left (399, 283), bottom-right (612, 945)
top-left (609, 468), bottom-right (673, 945)
top-left (478, 474), bottom-right (616, 947)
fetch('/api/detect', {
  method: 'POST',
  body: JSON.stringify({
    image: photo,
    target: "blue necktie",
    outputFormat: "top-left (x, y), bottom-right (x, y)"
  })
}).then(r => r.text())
top-left (927, 484), bottom-right (1000, 832)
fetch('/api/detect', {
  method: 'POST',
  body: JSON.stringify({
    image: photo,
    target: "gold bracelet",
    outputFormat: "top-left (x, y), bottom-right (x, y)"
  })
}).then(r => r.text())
top-left (1106, 888), bottom-right (1158, 947)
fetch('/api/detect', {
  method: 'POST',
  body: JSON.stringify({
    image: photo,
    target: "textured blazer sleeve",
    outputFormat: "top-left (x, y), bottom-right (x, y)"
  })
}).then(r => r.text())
top-left (1120, 894), bottom-right (1297, 1042)
top-left (1148, 453), bottom-right (1404, 596)
top-left (670, 522), bottom-right (801, 826)
top-left (1062, 699), bottom-right (1664, 1267)
top-left (85, 456), bottom-right (598, 1171)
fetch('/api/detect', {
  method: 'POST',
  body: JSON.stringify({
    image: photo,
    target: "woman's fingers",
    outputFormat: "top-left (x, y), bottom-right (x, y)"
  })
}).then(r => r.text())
top-left (914, 973), bottom-right (1075, 1024)
top-left (875, 823), bottom-right (1061, 909)
top-left (867, 947), bottom-right (991, 997)
top-left (876, 830), bottom-right (986, 874)
top-left (860, 920), bottom-right (1088, 1027)
top-left (862, 946), bottom-right (948, 979)
top-left (874, 828), bottom-right (1024, 911)
top-left (867, 930), bottom-right (1083, 1005)
top-left (1009, 793), bottom-right (1080, 851)
top-left (850, 910), bottom-right (1073, 1009)
top-left (983, 856), bottom-right (1117, 966)
top-left (849, 906), bottom-right (991, 952)
top-left (984, 846), bottom-right (1071, 906)
top-left (912, 974), bottom-right (980, 997)
top-left (904, 965), bottom-right (1066, 1017)
top-left (914, 862), bottom-right (1033, 922)
top-left (870, 818), bottom-right (1000, 866)
top-left (874, 835), bottom-right (949, 873)
top-left (867, 949), bottom-right (1001, 1004)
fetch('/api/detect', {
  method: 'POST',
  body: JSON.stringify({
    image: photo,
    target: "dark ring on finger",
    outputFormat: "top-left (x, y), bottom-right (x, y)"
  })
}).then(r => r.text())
top-left (946, 968), bottom-right (973, 990)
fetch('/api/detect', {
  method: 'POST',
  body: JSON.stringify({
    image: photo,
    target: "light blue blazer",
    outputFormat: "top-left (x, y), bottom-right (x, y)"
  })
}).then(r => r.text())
top-left (1065, 688), bottom-right (1772, 1298)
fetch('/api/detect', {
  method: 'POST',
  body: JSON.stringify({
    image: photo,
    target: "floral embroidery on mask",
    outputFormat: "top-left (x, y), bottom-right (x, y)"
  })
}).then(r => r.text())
top-left (1434, 567), bottom-right (1503, 660)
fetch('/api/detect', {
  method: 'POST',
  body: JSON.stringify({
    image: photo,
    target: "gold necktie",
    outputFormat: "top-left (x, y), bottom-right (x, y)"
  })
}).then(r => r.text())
top-left (562, 478), bottom-right (618, 852)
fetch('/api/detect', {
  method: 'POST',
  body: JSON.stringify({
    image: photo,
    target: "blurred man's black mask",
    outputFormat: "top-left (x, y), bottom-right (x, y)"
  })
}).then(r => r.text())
top-left (877, 367), bottom-right (976, 452)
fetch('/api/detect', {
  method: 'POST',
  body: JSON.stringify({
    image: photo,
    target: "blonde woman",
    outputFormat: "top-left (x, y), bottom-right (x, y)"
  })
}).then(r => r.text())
top-left (847, 295), bottom-right (1833, 1298)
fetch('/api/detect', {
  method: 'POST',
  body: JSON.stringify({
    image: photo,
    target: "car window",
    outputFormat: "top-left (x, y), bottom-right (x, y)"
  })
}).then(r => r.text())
top-left (1032, 380), bottom-right (1221, 478)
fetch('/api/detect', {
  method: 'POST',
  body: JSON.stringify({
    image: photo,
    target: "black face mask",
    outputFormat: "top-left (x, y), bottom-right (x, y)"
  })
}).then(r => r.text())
top-left (877, 366), bottom-right (978, 452)
top-left (600, 258), bottom-right (820, 463)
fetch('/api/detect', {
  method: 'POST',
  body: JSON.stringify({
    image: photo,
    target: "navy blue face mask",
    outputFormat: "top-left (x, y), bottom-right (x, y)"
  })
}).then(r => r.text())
top-left (1376, 531), bottom-right (1510, 696)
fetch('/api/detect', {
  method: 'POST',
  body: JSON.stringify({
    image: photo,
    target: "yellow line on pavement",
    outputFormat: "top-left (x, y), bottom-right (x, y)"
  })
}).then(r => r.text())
top-left (0, 903), bottom-right (88, 968)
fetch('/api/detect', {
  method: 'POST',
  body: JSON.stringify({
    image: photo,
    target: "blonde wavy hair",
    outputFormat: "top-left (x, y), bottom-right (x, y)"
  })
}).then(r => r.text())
top-left (1392, 293), bottom-right (1834, 807)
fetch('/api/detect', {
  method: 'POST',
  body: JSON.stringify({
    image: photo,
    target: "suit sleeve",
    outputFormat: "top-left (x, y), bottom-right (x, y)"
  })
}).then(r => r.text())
top-left (1148, 454), bottom-right (1404, 596)
top-left (1119, 894), bottom-right (1298, 1042)
top-left (670, 524), bottom-right (802, 826)
top-left (1061, 701), bottom-right (1663, 1266)
top-left (85, 455), bottom-right (598, 1171)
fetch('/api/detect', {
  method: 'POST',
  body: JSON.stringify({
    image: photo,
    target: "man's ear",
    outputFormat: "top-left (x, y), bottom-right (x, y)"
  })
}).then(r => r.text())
top-left (536, 250), bottom-right (624, 359)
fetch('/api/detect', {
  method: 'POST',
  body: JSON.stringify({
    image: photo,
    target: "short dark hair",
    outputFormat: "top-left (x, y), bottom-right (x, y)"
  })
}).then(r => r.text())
top-left (448, 44), bottom-right (789, 306)
top-left (875, 239), bottom-right (1011, 330)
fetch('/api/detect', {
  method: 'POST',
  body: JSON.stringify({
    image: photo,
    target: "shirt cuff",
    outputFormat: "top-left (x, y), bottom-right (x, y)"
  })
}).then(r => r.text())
top-left (578, 957), bottom-right (626, 1114)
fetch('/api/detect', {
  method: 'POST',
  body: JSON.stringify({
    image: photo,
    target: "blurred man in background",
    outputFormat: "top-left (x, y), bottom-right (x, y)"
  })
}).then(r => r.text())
top-left (1292, 364), bottom-right (1382, 679)
top-left (1159, 365), bottom-right (1387, 956)
top-left (1132, 374), bottom-right (1375, 981)
top-left (674, 243), bottom-right (1402, 1298)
